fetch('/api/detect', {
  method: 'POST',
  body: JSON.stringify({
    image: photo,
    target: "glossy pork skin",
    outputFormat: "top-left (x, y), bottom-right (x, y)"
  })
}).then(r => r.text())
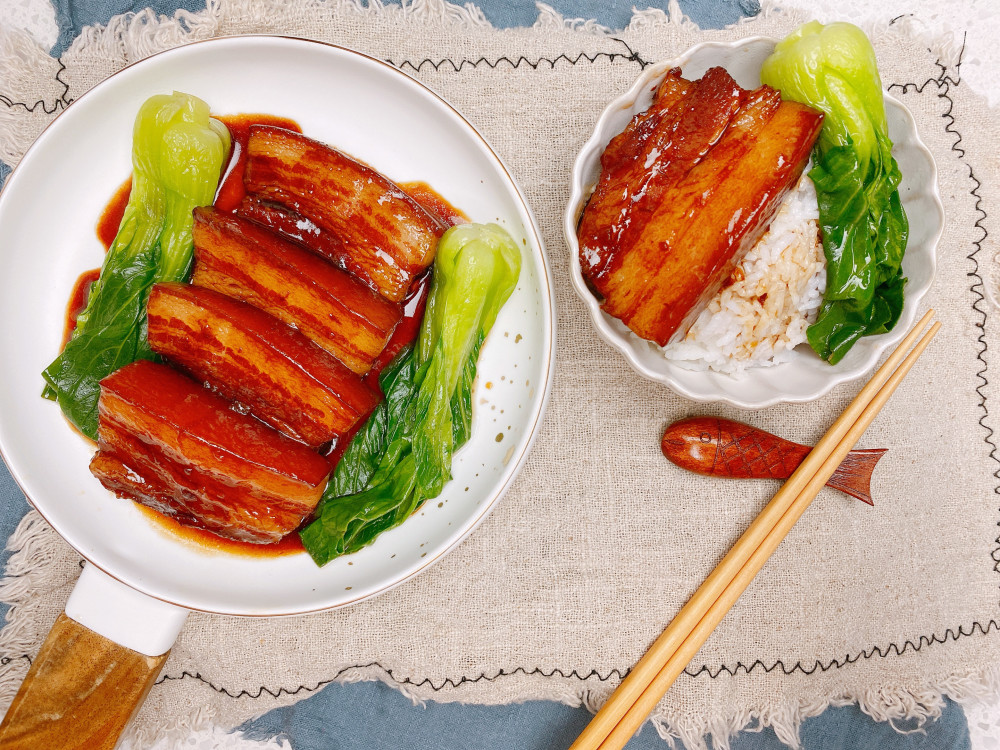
top-left (236, 195), bottom-right (350, 270)
top-left (597, 69), bottom-right (693, 172)
top-left (147, 283), bottom-right (380, 448)
top-left (578, 68), bottom-right (744, 293)
top-left (191, 207), bottom-right (402, 374)
top-left (615, 98), bottom-right (822, 344)
top-left (244, 125), bottom-right (444, 303)
top-left (90, 360), bottom-right (332, 543)
top-left (603, 86), bottom-right (781, 330)
top-left (578, 68), bottom-right (823, 346)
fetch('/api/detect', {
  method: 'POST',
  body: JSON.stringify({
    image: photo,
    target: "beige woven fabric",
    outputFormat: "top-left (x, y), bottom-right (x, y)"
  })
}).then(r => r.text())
top-left (1, 1), bottom-right (999, 746)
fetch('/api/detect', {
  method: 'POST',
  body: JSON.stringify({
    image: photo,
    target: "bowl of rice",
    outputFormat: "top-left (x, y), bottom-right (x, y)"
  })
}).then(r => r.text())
top-left (565, 37), bottom-right (943, 408)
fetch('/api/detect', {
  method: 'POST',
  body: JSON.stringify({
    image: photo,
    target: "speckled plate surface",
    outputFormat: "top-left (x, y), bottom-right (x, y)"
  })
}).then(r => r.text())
top-left (565, 36), bottom-right (942, 408)
top-left (0, 36), bottom-right (554, 616)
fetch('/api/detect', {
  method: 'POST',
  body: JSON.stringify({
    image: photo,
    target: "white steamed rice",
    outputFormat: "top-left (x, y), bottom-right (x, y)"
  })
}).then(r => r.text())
top-left (662, 173), bottom-right (825, 374)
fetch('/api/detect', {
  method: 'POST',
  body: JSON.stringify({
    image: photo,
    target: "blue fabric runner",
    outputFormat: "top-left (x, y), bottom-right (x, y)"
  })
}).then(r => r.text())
top-left (47, 0), bottom-right (761, 55)
top-left (239, 679), bottom-right (971, 749)
top-left (0, 1), bottom-right (971, 747)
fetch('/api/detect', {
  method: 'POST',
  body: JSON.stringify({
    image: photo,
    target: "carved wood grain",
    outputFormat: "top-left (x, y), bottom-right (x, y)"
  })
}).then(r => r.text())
top-left (0, 612), bottom-right (168, 750)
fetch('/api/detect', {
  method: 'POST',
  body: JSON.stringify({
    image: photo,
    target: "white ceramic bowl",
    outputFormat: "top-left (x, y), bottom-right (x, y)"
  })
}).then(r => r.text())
top-left (0, 36), bottom-right (555, 616)
top-left (565, 37), bottom-right (943, 408)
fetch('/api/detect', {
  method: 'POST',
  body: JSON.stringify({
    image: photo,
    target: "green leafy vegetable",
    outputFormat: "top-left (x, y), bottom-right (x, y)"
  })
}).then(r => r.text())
top-left (300, 223), bottom-right (521, 566)
top-left (761, 21), bottom-right (908, 364)
top-left (325, 349), bottom-right (422, 499)
top-left (42, 92), bottom-right (230, 437)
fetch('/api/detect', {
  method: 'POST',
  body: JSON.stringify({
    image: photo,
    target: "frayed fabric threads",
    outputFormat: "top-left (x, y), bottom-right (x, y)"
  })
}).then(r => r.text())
top-left (122, 723), bottom-right (293, 750)
top-left (0, 512), bottom-right (80, 713)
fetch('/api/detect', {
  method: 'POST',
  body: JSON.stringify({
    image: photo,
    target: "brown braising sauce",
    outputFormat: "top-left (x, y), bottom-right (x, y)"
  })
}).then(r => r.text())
top-left (213, 114), bottom-right (302, 212)
top-left (400, 181), bottom-right (469, 227)
top-left (97, 177), bottom-right (132, 249)
top-left (61, 269), bottom-right (101, 348)
top-left (135, 504), bottom-right (306, 557)
top-left (61, 177), bottom-right (134, 347)
top-left (76, 114), bottom-right (459, 559)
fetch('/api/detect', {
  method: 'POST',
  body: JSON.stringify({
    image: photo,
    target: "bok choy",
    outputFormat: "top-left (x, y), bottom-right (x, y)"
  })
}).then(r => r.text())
top-left (42, 92), bottom-right (230, 438)
top-left (761, 21), bottom-right (908, 364)
top-left (300, 223), bottom-right (521, 566)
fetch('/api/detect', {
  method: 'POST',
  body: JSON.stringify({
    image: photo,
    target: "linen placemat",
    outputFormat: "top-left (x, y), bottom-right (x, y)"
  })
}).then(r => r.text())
top-left (1, 2), bottom-right (998, 747)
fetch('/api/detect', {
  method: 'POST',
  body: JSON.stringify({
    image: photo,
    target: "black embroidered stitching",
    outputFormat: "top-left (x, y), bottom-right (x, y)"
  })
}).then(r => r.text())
top-left (0, 58), bottom-right (73, 114)
top-left (891, 41), bottom-right (1000, 581)
top-left (1, 40), bottom-right (650, 118)
top-left (156, 615), bottom-right (1000, 695)
top-left (388, 37), bottom-right (651, 73)
top-left (156, 662), bottom-right (628, 697)
top-left (686, 620), bottom-right (1000, 678)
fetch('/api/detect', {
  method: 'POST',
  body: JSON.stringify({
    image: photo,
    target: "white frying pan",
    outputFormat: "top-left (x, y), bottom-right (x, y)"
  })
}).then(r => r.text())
top-left (0, 36), bottom-right (554, 747)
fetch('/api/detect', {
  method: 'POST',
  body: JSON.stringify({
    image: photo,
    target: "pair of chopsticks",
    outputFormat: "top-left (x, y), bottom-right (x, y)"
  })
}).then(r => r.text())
top-left (570, 310), bottom-right (941, 750)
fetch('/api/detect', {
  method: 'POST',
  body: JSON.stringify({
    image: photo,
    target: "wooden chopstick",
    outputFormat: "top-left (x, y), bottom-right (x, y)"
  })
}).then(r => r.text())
top-left (570, 310), bottom-right (939, 750)
top-left (596, 319), bottom-right (941, 749)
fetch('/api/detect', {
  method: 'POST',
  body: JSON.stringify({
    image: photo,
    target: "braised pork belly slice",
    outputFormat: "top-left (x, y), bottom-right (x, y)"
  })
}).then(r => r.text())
top-left (602, 97), bottom-right (822, 345)
top-left (91, 452), bottom-right (204, 529)
top-left (577, 63), bottom-right (824, 347)
top-left (600, 86), bottom-right (783, 333)
top-left (236, 195), bottom-right (351, 271)
top-left (147, 283), bottom-right (380, 448)
top-left (578, 67), bottom-right (745, 293)
top-left (243, 125), bottom-right (443, 303)
top-left (598, 68), bottom-right (693, 177)
top-left (90, 450), bottom-right (297, 542)
top-left (191, 207), bottom-right (402, 374)
top-left (91, 360), bottom-right (331, 543)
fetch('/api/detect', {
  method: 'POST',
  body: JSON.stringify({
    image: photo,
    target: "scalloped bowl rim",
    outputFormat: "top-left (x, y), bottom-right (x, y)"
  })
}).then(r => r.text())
top-left (564, 36), bottom-right (943, 408)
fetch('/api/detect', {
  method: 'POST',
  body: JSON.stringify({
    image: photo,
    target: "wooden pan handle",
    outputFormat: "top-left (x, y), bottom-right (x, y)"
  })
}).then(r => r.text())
top-left (0, 612), bottom-right (168, 750)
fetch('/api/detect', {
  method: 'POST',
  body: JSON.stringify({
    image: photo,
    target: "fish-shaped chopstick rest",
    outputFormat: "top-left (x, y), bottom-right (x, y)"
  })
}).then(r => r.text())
top-left (661, 417), bottom-right (887, 505)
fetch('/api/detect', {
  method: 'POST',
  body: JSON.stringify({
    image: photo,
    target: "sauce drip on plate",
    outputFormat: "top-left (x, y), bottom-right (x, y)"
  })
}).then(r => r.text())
top-left (61, 268), bottom-right (100, 348)
top-left (400, 181), bottom-right (468, 227)
top-left (97, 177), bottom-right (132, 250)
top-left (61, 177), bottom-right (135, 346)
top-left (135, 504), bottom-right (306, 557)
